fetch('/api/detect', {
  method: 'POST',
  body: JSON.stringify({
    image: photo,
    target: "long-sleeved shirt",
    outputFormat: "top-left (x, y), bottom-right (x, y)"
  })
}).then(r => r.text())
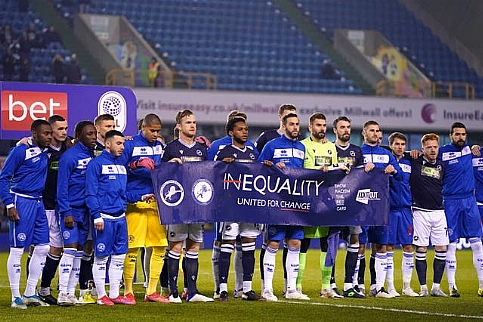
top-left (389, 154), bottom-right (412, 209)
top-left (119, 133), bottom-right (164, 203)
top-left (0, 144), bottom-right (49, 207)
top-left (258, 134), bottom-right (305, 168)
top-left (361, 143), bottom-right (403, 181)
top-left (439, 143), bottom-right (474, 199)
top-left (410, 155), bottom-right (445, 210)
top-left (86, 150), bottom-right (127, 220)
top-left (57, 142), bottom-right (94, 216)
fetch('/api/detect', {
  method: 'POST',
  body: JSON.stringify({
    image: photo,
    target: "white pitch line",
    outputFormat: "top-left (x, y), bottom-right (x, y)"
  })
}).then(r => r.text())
top-left (280, 300), bottom-right (483, 320)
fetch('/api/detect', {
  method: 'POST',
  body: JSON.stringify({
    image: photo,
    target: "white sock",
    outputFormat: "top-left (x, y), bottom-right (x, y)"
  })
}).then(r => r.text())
top-left (385, 251), bottom-right (394, 290)
top-left (67, 251), bottom-right (82, 295)
top-left (109, 254), bottom-right (126, 299)
top-left (7, 247), bottom-right (24, 299)
top-left (93, 256), bottom-right (108, 299)
top-left (375, 252), bottom-right (387, 290)
top-left (234, 244), bottom-right (243, 292)
top-left (263, 247), bottom-right (277, 291)
top-left (446, 242), bottom-right (457, 290)
top-left (211, 243), bottom-right (220, 292)
top-left (58, 248), bottom-right (76, 294)
top-left (25, 244), bottom-right (49, 296)
top-left (402, 251), bottom-right (414, 289)
top-left (286, 247), bottom-right (300, 292)
top-left (469, 238), bottom-right (483, 289)
top-left (143, 247), bottom-right (152, 284)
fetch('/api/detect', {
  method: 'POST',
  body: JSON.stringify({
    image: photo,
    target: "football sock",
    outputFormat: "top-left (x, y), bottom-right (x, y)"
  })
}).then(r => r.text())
top-left (185, 251), bottom-right (199, 295)
top-left (79, 251), bottom-right (92, 292)
top-left (26, 252), bottom-right (32, 280)
top-left (167, 250), bottom-right (181, 295)
top-left (123, 248), bottom-right (139, 295)
top-left (433, 250), bottom-right (446, 284)
top-left (211, 243), bottom-right (220, 292)
top-left (263, 247), bottom-right (277, 291)
top-left (344, 244), bottom-right (359, 289)
top-left (25, 245), bottom-right (49, 296)
top-left (369, 254), bottom-right (376, 287)
top-left (402, 251), bottom-right (414, 289)
top-left (320, 252), bottom-right (332, 290)
top-left (40, 252), bottom-right (61, 294)
top-left (357, 254), bottom-right (365, 286)
top-left (66, 251), bottom-right (82, 295)
top-left (385, 251), bottom-right (395, 290)
top-left (286, 247), bottom-right (300, 293)
top-left (260, 242), bottom-right (266, 283)
top-left (143, 247), bottom-right (153, 285)
top-left (282, 244), bottom-right (288, 292)
top-left (218, 243), bottom-right (234, 293)
top-left (375, 252), bottom-right (387, 290)
top-left (109, 254), bottom-right (125, 299)
top-left (296, 252), bottom-right (307, 290)
top-left (7, 247), bottom-right (23, 299)
top-left (242, 242), bottom-right (256, 293)
top-left (234, 244), bottom-right (243, 292)
top-left (93, 256), bottom-right (108, 299)
top-left (446, 242), bottom-right (457, 290)
top-left (469, 238), bottom-right (483, 288)
top-left (160, 249), bottom-right (169, 288)
top-left (147, 246), bottom-right (165, 295)
top-left (415, 250), bottom-right (427, 286)
top-left (58, 248), bottom-right (76, 294)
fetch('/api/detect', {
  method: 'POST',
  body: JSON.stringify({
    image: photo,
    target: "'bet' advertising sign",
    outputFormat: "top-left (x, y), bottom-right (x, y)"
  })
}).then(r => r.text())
top-left (0, 82), bottom-right (136, 139)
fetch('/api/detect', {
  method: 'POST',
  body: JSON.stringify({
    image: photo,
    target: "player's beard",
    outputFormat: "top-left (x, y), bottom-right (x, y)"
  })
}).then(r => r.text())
top-left (339, 133), bottom-right (350, 143)
top-left (313, 131), bottom-right (326, 140)
top-left (454, 139), bottom-right (465, 147)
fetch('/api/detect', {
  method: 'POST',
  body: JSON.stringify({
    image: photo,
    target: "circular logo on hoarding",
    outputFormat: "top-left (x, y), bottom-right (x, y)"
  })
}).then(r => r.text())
top-left (160, 180), bottom-right (184, 207)
top-left (192, 179), bottom-right (214, 206)
top-left (98, 91), bottom-right (125, 116)
top-left (421, 103), bottom-right (437, 124)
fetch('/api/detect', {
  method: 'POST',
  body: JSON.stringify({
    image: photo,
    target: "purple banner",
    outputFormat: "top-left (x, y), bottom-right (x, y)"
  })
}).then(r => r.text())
top-left (0, 81), bottom-right (137, 139)
top-left (152, 162), bottom-right (390, 226)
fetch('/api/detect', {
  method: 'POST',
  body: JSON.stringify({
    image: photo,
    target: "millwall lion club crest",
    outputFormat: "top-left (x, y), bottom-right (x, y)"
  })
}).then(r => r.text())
top-left (160, 180), bottom-right (185, 207)
top-left (192, 179), bottom-right (214, 206)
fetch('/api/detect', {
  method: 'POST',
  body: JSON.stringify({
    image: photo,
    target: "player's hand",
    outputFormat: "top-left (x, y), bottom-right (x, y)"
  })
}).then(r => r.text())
top-left (409, 149), bottom-right (422, 159)
top-left (7, 207), bottom-right (19, 222)
top-left (364, 162), bottom-right (375, 173)
top-left (472, 145), bottom-right (481, 156)
top-left (129, 158), bottom-right (155, 170)
top-left (384, 164), bottom-right (396, 174)
top-left (222, 157), bottom-right (235, 163)
top-left (262, 160), bottom-right (273, 167)
top-left (275, 162), bottom-right (286, 169)
top-left (319, 166), bottom-right (329, 172)
top-left (64, 215), bottom-right (74, 228)
top-left (339, 164), bottom-right (350, 174)
top-left (195, 135), bottom-right (211, 148)
top-left (17, 137), bottom-right (30, 146)
top-left (94, 219), bottom-right (104, 231)
top-left (65, 136), bottom-right (75, 148)
top-left (169, 157), bottom-right (183, 164)
top-left (142, 194), bottom-right (156, 203)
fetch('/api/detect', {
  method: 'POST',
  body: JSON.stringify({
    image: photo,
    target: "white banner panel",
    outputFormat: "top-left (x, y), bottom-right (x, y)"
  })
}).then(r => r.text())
top-left (134, 88), bottom-right (483, 130)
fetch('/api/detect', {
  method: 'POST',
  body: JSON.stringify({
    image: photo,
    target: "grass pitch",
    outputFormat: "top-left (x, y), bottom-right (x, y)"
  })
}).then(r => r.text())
top-left (0, 249), bottom-right (482, 321)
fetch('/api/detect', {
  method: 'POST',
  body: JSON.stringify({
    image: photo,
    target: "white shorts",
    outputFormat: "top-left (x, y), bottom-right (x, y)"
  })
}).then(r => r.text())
top-left (412, 208), bottom-right (449, 247)
top-left (167, 224), bottom-right (204, 243)
top-left (221, 222), bottom-right (262, 240)
top-left (46, 209), bottom-right (63, 248)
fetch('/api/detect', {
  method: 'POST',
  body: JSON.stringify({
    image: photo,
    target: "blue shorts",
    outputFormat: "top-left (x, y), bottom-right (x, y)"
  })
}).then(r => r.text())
top-left (445, 196), bottom-right (482, 241)
top-left (478, 205), bottom-right (483, 223)
top-left (387, 208), bottom-right (414, 245)
top-left (267, 225), bottom-right (304, 241)
top-left (93, 217), bottom-right (128, 256)
top-left (367, 225), bottom-right (389, 245)
top-left (9, 195), bottom-right (49, 247)
top-left (60, 207), bottom-right (90, 247)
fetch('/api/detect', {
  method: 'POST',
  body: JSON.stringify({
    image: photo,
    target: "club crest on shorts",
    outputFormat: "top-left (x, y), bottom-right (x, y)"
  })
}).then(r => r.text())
top-left (160, 180), bottom-right (184, 207)
top-left (63, 231), bottom-right (71, 240)
top-left (97, 243), bottom-right (106, 252)
top-left (192, 179), bottom-right (214, 206)
top-left (17, 233), bottom-right (26, 242)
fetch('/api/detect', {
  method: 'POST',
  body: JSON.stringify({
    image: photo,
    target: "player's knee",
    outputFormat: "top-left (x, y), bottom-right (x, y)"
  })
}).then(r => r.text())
top-left (34, 244), bottom-right (50, 257)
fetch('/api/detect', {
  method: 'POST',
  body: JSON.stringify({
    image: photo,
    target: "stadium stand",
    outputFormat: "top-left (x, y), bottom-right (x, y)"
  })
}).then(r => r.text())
top-left (294, 0), bottom-right (483, 98)
top-left (51, 0), bottom-right (362, 94)
top-left (0, 0), bottom-right (92, 84)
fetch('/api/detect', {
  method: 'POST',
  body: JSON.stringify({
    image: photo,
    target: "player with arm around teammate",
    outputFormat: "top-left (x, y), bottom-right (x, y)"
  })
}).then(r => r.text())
top-left (215, 117), bottom-right (265, 302)
top-left (86, 130), bottom-right (132, 306)
top-left (0, 120), bottom-right (52, 309)
top-left (163, 109), bottom-right (214, 303)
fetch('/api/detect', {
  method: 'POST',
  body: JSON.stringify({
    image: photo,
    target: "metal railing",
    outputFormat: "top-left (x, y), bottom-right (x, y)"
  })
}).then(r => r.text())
top-left (376, 80), bottom-right (475, 100)
top-left (105, 69), bottom-right (217, 90)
